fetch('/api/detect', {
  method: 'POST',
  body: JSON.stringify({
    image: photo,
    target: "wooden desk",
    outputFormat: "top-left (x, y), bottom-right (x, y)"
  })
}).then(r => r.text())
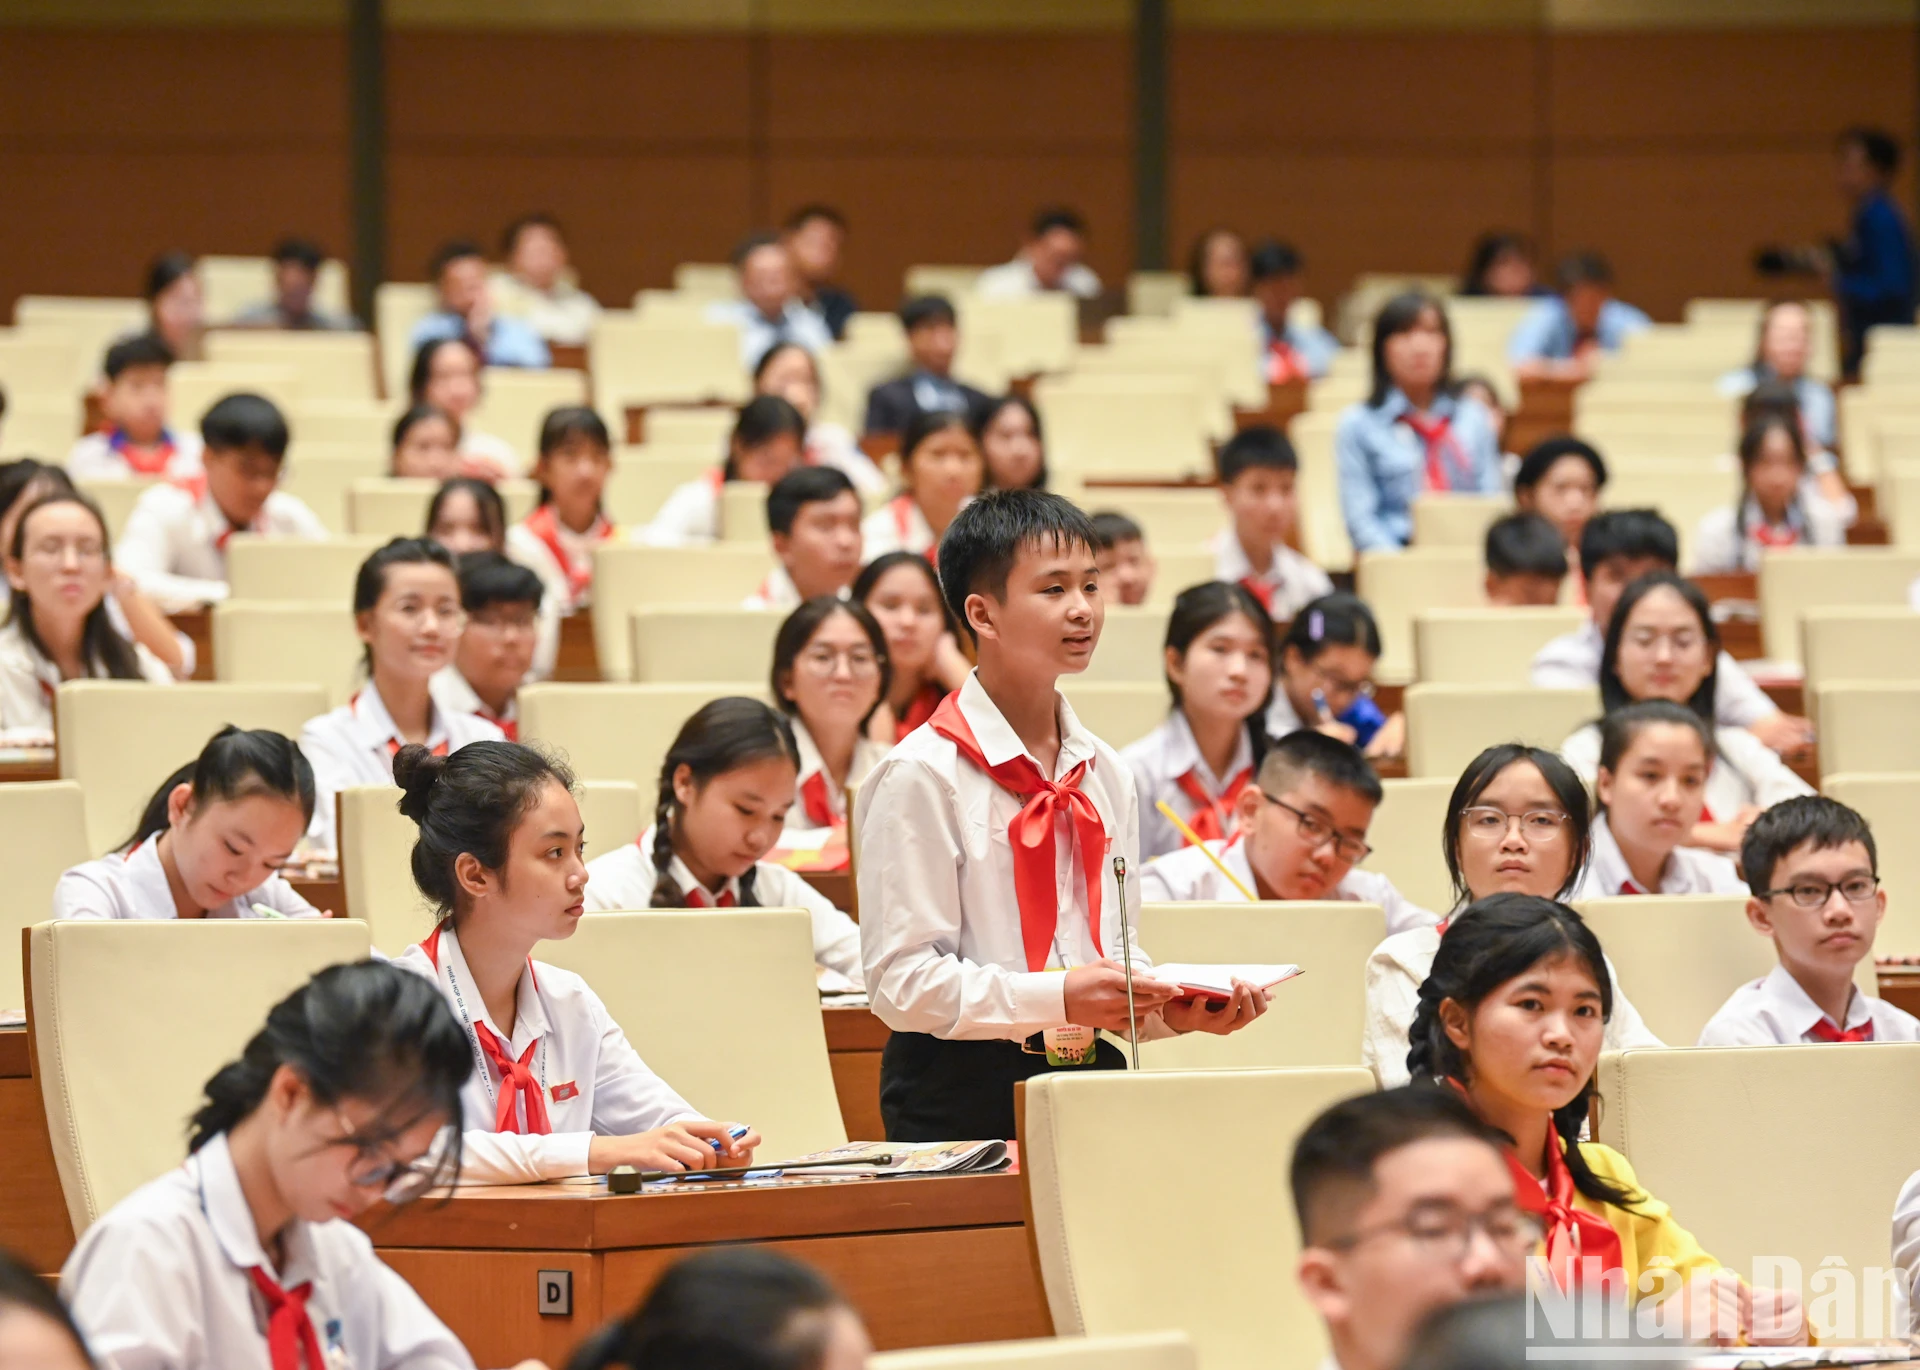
top-left (289, 877), bottom-right (346, 917)
top-left (0, 754), bottom-right (59, 785)
top-left (0, 1027), bottom-right (75, 1273)
top-left (1232, 380), bottom-right (1308, 434)
top-left (554, 613), bottom-right (600, 682)
top-left (1879, 967), bottom-right (1920, 1018)
top-left (1508, 377), bottom-right (1579, 456)
top-left (368, 1172), bottom-right (1049, 1367)
top-left (169, 609), bottom-right (216, 681)
top-left (800, 870), bottom-right (851, 911)
top-left (823, 1006), bottom-right (889, 1143)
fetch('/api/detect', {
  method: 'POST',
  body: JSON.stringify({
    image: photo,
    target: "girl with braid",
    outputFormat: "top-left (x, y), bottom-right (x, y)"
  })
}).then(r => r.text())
top-left (583, 697), bottom-right (864, 989)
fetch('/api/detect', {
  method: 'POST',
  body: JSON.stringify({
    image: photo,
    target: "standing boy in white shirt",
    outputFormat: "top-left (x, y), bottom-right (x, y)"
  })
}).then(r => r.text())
top-left (855, 489), bottom-right (1268, 1141)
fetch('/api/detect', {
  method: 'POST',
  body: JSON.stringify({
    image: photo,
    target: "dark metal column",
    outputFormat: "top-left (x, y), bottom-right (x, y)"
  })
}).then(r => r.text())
top-left (348, 0), bottom-right (385, 322)
top-left (1134, 0), bottom-right (1169, 271)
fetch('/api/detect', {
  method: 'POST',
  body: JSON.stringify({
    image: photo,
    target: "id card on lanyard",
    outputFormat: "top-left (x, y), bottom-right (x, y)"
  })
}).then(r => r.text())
top-left (442, 942), bottom-right (547, 1125)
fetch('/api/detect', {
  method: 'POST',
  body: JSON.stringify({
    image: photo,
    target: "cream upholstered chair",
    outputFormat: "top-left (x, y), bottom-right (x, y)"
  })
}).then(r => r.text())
top-left (643, 405), bottom-right (734, 449)
top-left (469, 367), bottom-right (591, 469)
top-left (1079, 608), bottom-right (1170, 684)
top-left (534, 910), bottom-right (848, 1159)
top-left (212, 602), bottom-right (362, 708)
top-left (75, 477), bottom-right (158, 539)
top-left (1354, 548), bottom-right (1484, 685)
top-left (1758, 548), bottom-right (1920, 664)
top-left (226, 534), bottom-right (386, 602)
top-left (1093, 491), bottom-right (1225, 549)
top-left (1817, 684), bottom-right (1920, 778)
top-left (277, 447), bottom-right (388, 534)
top-left (1062, 684), bottom-right (1169, 753)
top-left (519, 683), bottom-right (766, 794)
top-left (293, 400), bottom-right (392, 449)
top-left (873, 1332), bottom-right (1195, 1370)
top-left (375, 282), bottom-right (437, 397)
top-left (0, 782), bottom-right (89, 1016)
top-left (28, 918), bottom-right (373, 1234)
top-left (1823, 773), bottom-right (1920, 956)
top-left (959, 294), bottom-right (1077, 377)
top-left (205, 330), bottom-right (374, 402)
top-left (347, 478), bottom-right (539, 538)
top-left (1410, 494), bottom-right (1509, 549)
top-left (1413, 607), bottom-right (1586, 685)
top-left (1367, 778), bottom-right (1454, 916)
top-left (578, 780), bottom-right (645, 861)
top-left (1022, 1068), bottom-right (1374, 1370)
top-left (591, 546), bottom-right (778, 678)
top-left (1034, 379), bottom-right (1212, 482)
top-left (1136, 902), bottom-right (1382, 1069)
top-left (602, 453), bottom-right (717, 527)
top-left (1801, 608), bottom-right (1920, 701)
top-left (590, 317), bottom-right (749, 414)
top-left (1595, 1042), bottom-right (1920, 1330)
top-left (336, 786), bottom-right (432, 955)
top-left (1403, 685), bottom-right (1598, 780)
top-left (719, 481), bottom-right (770, 543)
top-left (630, 609), bottom-right (784, 686)
top-left (57, 681), bottom-right (328, 855)
top-left (1148, 549), bottom-right (1214, 605)
top-left (166, 362), bottom-right (303, 430)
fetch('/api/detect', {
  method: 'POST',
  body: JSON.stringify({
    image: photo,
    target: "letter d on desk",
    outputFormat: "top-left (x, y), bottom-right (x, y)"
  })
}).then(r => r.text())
top-left (537, 1269), bottom-right (573, 1317)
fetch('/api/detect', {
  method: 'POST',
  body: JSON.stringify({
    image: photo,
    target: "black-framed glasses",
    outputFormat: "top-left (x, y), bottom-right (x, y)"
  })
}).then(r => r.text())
top-left (1756, 875), bottom-right (1880, 909)
top-left (1327, 1202), bottom-right (1543, 1261)
top-left (333, 1112), bottom-right (450, 1204)
top-left (1261, 792), bottom-right (1371, 864)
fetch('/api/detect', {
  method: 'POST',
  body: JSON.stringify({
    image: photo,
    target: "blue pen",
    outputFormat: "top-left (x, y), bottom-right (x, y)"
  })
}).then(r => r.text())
top-left (710, 1123), bottom-right (752, 1152)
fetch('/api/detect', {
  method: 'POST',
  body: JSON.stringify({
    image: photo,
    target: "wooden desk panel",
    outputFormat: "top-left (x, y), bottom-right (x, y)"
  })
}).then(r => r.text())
top-left (0, 755), bottom-right (59, 784)
top-left (554, 613), bottom-right (600, 682)
top-left (824, 1006), bottom-right (890, 1143)
top-left (0, 1029), bottom-right (74, 1272)
top-left (169, 610), bottom-right (216, 681)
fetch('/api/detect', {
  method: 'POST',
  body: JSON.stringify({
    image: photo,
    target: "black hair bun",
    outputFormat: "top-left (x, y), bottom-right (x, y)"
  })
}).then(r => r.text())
top-left (393, 744), bottom-right (446, 822)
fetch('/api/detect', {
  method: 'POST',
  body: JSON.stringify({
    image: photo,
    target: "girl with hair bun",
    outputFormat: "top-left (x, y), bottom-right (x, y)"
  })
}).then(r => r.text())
top-left (62, 959), bottom-right (481, 1369)
top-left (53, 725), bottom-right (322, 920)
top-left (582, 698), bottom-right (864, 989)
top-left (393, 740), bottom-right (759, 1184)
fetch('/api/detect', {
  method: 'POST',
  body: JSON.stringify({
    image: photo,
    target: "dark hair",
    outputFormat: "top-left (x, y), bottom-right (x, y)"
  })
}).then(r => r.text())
top-left (1741, 794), bottom-right (1878, 897)
top-left (1088, 510), bottom-right (1144, 551)
top-left (456, 550), bottom-right (545, 615)
top-left (1368, 291), bottom-right (1453, 407)
top-left (1031, 206), bottom-right (1085, 238)
top-left (647, 699), bottom-right (800, 909)
top-left (0, 1245), bottom-right (91, 1364)
top-left (1459, 230), bottom-right (1534, 297)
top-left (1839, 125), bottom-right (1900, 176)
top-left (103, 332), bottom-right (175, 381)
top-left (1280, 592), bottom-right (1381, 664)
top-left (187, 960), bottom-right (471, 1199)
top-left (1163, 581), bottom-right (1274, 773)
top-left (937, 489), bottom-right (1097, 644)
top-left (1484, 512), bottom-right (1568, 581)
top-left (429, 239), bottom-right (486, 280)
top-left (901, 408), bottom-right (976, 467)
top-left (392, 403), bottom-right (459, 459)
top-left (725, 396), bottom-right (807, 480)
top-left (353, 538), bottom-right (459, 672)
top-left (425, 477), bottom-right (507, 550)
top-left (539, 405), bottom-right (611, 458)
top-left (145, 251), bottom-right (196, 302)
top-left (566, 1249), bottom-right (849, 1370)
top-left (121, 725), bottom-right (317, 854)
top-left (201, 393), bottom-right (290, 460)
top-left (783, 203), bottom-right (847, 234)
top-left (501, 212), bottom-right (563, 256)
top-left (1215, 424), bottom-right (1297, 484)
top-left (1595, 701), bottom-right (1713, 808)
top-left (0, 460), bottom-right (72, 524)
top-left (1258, 728), bottom-right (1383, 807)
top-left (1443, 746), bottom-right (1592, 905)
top-left (1406, 893), bottom-right (1638, 1209)
top-left (8, 493), bottom-right (143, 684)
top-left (972, 394), bottom-right (1046, 491)
top-left (1578, 508), bottom-right (1677, 578)
top-left (752, 342), bottom-right (820, 393)
top-left (767, 466), bottom-right (856, 537)
top-left (1514, 435), bottom-right (1608, 496)
top-left (396, 740), bottom-right (576, 917)
top-left (1248, 239), bottom-right (1304, 283)
top-left (731, 231), bottom-right (786, 269)
top-left (851, 551), bottom-right (957, 640)
top-left (1186, 227), bottom-right (1247, 296)
top-left (1289, 1085), bottom-right (1502, 1245)
top-left (271, 237), bottom-right (326, 272)
top-left (899, 295), bottom-right (956, 332)
top-left (1733, 412), bottom-right (1808, 543)
top-left (1555, 250), bottom-right (1615, 293)
top-left (1598, 571), bottom-right (1718, 720)
top-left (772, 598), bottom-right (891, 729)
top-left (408, 337), bottom-right (483, 405)
top-left (1741, 377), bottom-right (1802, 433)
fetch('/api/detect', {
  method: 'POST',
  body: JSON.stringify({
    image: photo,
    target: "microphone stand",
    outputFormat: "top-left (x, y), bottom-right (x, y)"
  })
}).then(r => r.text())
top-left (1113, 856), bottom-right (1140, 1070)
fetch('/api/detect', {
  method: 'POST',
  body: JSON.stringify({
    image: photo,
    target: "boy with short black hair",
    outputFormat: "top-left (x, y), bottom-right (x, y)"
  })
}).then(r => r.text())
top-left (856, 489), bottom-right (1267, 1141)
top-left (431, 551), bottom-right (545, 741)
top-left (1211, 424), bottom-right (1332, 620)
top-left (863, 295), bottom-right (989, 437)
top-left (113, 392), bottom-right (326, 610)
top-left (1699, 795), bottom-right (1915, 1045)
top-left (746, 466), bottom-right (863, 610)
top-left (1250, 239), bottom-right (1337, 381)
top-left (67, 335), bottom-right (203, 480)
top-left (1508, 249), bottom-right (1651, 383)
top-left (1088, 510), bottom-right (1154, 606)
top-left (1482, 511), bottom-right (1567, 607)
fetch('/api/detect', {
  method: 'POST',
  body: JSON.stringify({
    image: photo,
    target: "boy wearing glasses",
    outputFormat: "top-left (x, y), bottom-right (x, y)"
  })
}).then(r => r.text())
top-left (1698, 796), bottom-right (1913, 1045)
top-left (1139, 731), bottom-right (1436, 935)
top-left (431, 552), bottom-right (543, 742)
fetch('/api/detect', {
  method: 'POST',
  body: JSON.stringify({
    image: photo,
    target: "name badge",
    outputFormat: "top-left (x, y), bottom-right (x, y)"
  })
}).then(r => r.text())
top-left (550, 1081), bottom-right (579, 1103)
top-left (1042, 1024), bottom-right (1097, 1067)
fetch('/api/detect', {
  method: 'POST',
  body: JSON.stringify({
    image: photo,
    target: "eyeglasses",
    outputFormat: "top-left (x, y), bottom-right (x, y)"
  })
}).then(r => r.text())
top-left (1261, 792), bottom-right (1371, 864)
top-left (1307, 663), bottom-right (1373, 701)
top-left (1329, 1202), bottom-right (1543, 1261)
top-left (23, 539), bottom-right (106, 564)
top-left (334, 1112), bottom-right (449, 1205)
top-left (1757, 875), bottom-right (1880, 909)
top-left (1461, 807), bottom-right (1569, 843)
top-left (387, 601), bottom-right (467, 631)
top-left (799, 645), bottom-right (881, 676)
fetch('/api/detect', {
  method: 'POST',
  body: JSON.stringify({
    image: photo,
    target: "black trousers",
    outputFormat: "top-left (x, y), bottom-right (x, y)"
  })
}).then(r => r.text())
top-left (879, 1030), bottom-right (1126, 1142)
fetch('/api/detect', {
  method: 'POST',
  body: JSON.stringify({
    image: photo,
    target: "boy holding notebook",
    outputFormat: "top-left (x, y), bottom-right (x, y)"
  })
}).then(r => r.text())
top-left (855, 490), bottom-right (1268, 1141)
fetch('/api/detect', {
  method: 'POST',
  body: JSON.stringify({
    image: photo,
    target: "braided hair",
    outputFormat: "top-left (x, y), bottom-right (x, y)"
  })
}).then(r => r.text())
top-left (649, 698), bottom-right (801, 909)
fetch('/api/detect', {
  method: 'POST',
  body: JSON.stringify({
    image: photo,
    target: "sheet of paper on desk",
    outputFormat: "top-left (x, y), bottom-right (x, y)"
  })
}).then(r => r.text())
top-left (1151, 963), bottom-right (1303, 999)
top-left (776, 1140), bottom-right (1010, 1176)
top-left (1689, 1347), bottom-right (1912, 1369)
top-left (0, 1009), bottom-right (23, 1028)
top-left (0, 746), bottom-right (54, 763)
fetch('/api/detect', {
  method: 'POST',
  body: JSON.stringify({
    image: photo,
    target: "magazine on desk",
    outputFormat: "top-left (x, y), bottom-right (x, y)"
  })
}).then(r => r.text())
top-left (775, 1140), bottom-right (1011, 1176)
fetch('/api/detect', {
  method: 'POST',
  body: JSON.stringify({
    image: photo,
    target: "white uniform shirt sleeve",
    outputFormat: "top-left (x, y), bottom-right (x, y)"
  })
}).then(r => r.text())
top-left (1893, 1169), bottom-right (1920, 1318)
top-left (1362, 934), bottom-right (1426, 1088)
top-left (1530, 630), bottom-right (1598, 690)
top-left (63, 1210), bottom-right (207, 1370)
top-left (632, 480), bottom-right (719, 547)
top-left (269, 492), bottom-right (330, 541)
top-left (1122, 730), bottom-right (1181, 862)
top-left (583, 843), bottom-right (654, 911)
top-left (1712, 653), bottom-right (1777, 729)
top-left (115, 487), bottom-right (231, 608)
top-left (1602, 955), bottom-right (1664, 1049)
top-left (1717, 725), bottom-right (1812, 808)
top-left (1690, 508), bottom-right (1744, 575)
top-left (763, 864), bottom-right (864, 986)
top-left (52, 862), bottom-right (125, 920)
top-left (298, 709), bottom-right (368, 853)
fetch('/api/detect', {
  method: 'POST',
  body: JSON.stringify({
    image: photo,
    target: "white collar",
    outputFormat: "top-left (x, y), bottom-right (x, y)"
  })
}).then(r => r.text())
top-left (121, 836), bottom-right (181, 913)
top-left (188, 1132), bottom-right (315, 1285)
top-left (956, 671), bottom-right (1096, 778)
top-left (430, 920), bottom-right (549, 1051)
top-left (1164, 710), bottom-right (1252, 791)
top-left (1763, 962), bottom-right (1870, 1035)
top-left (637, 826), bottom-right (741, 905)
top-left (353, 681), bottom-right (450, 750)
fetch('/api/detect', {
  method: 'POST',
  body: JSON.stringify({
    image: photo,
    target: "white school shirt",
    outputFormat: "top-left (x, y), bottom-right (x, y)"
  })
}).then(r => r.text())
top-left (973, 257), bottom-right (1103, 300)
top-left (1362, 923), bottom-right (1663, 1087)
top-left (1137, 835), bottom-right (1438, 936)
top-left (1559, 721), bottom-right (1811, 826)
top-left (853, 670), bottom-right (1171, 1042)
top-left (859, 494), bottom-right (939, 560)
top-left (66, 428), bottom-right (204, 482)
top-left (64, 1131), bottom-right (474, 1370)
top-left (52, 835), bottom-right (319, 921)
top-left (428, 666), bottom-right (515, 738)
top-left (1698, 963), bottom-right (1920, 1047)
top-left (1529, 620), bottom-right (1776, 731)
top-left (114, 481), bottom-right (329, 612)
top-left (742, 563), bottom-right (802, 612)
top-left (456, 428), bottom-right (521, 480)
top-left (806, 422), bottom-right (889, 496)
top-left (1889, 1169), bottom-right (1920, 1313)
top-left (582, 827), bottom-right (864, 986)
top-left (396, 921), bottom-right (702, 1184)
top-left (781, 714), bottom-right (889, 844)
top-left (1208, 531), bottom-right (1334, 623)
top-left (299, 684), bottom-right (506, 854)
top-left (1570, 812), bottom-right (1745, 900)
top-left (505, 512), bottom-right (614, 615)
top-left (1690, 489), bottom-right (1853, 576)
top-left (0, 613), bottom-right (173, 745)
top-left (632, 473), bottom-right (722, 547)
top-left (1122, 711), bottom-right (1256, 861)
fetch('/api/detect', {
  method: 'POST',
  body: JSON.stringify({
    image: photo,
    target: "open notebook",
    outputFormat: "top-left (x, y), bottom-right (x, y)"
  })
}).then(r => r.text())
top-left (1150, 963), bottom-right (1303, 1002)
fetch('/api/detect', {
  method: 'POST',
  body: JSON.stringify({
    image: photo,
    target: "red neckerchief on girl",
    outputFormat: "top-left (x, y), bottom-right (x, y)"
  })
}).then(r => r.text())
top-left (800, 770), bottom-right (838, 829)
top-left (683, 885), bottom-right (736, 908)
top-left (420, 924), bottom-right (549, 1134)
top-left (1265, 338), bottom-right (1308, 385)
top-left (890, 494), bottom-right (940, 567)
top-left (358, 691), bottom-right (450, 761)
top-left (1172, 765), bottom-right (1253, 845)
top-left (1238, 575), bottom-right (1275, 614)
top-left (896, 682), bottom-right (945, 742)
top-left (929, 691), bottom-right (1105, 973)
top-left (521, 503), bottom-right (611, 604)
top-left (1399, 410), bottom-right (1471, 492)
top-left (477, 708), bottom-right (517, 742)
top-left (247, 1267), bottom-right (325, 1370)
top-left (109, 428), bottom-right (177, 476)
top-left (1809, 1017), bottom-right (1873, 1043)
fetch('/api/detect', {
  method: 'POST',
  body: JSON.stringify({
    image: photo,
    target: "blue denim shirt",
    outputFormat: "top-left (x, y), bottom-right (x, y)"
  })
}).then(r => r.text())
top-left (1263, 318), bottom-right (1340, 379)
top-left (1506, 296), bottom-right (1651, 362)
top-left (1335, 388), bottom-right (1503, 551)
top-left (410, 310), bottom-right (551, 368)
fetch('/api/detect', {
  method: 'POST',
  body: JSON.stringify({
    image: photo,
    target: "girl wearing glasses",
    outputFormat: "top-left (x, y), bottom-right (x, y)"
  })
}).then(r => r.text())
top-left (63, 959), bottom-right (483, 1369)
top-left (1364, 743), bottom-right (1663, 1086)
top-left (1558, 571), bottom-right (1808, 854)
top-left (1263, 593), bottom-right (1405, 762)
top-left (770, 598), bottom-right (891, 847)
top-left (1407, 894), bottom-right (1803, 1343)
top-left (1572, 701), bottom-right (1744, 899)
top-left (583, 697), bottom-right (863, 989)
top-left (299, 539), bottom-right (504, 854)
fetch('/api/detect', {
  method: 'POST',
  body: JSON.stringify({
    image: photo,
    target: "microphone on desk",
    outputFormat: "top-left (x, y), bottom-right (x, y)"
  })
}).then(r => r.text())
top-left (1114, 856), bottom-right (1140, 1071)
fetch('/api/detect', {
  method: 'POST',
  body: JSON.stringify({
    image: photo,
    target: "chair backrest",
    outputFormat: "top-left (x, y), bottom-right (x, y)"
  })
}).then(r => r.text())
top-left (1080, 608), bottom-right (1172, 684)
top-left (294, 400), bottom-right (393, 449)
top-left (602, 452), bottom-right (720, 526)
top-left (28, 918), bottom-right (373, 1233)
top-left (519, 683), bottom-right (767, 794)
top-left (204, 329), bottom-right (374, 402)
top-left (212, 601), bottom-right (362, 708)
top-left (872, 1333), bottom-right (1196, 1370)
top-left (590, 318), bottom-right (749, 409)
top-left (336, 786), bottom-right (433, 955)
top-left (58, 681), bottom-right (329, 854)
top-left (1413, 607), bottom-right (1587, 685)
top-left (1354, 549), bottom-right (1485, 685)
top-left (0, 782), bottom-right (90, 1015)
top-left (1022, 1068), bottom-right (1374, 1370)
top-left (1801, 607), bottom-right (1920, 700)
top-left (591, 545), bottom-right (777, 677)
top-left (226, 534), bottom-right (387, 602)
top-left (348, 477), bottom-right (540, 538)
top-left (1149, 550), bottom-right (1214, 604)
top-left (1758, 548), bottom-right (1920, 664)
top-left (1367, 778), bottom-right (1455, 916)
top-left (75, 477), bottom-right (158, 539)
top-left (534, 910), bottom-right (848, 1158)
top-left (469, 366), bottom-right (591, 468)
top-left (630, 609), bottom-right (784, 685)
top-left (1822, 773), bottom-right (1920, 957)
top-left (1410, 494), bottom-right (1509, 549)
top-left (1086, 490), bottom-right (1224, 550)
top-left (375, 282), bottom-right (437, 397)
top-left (1136, 902), bottom-right (1383, 1068)
top-left (1062, 684), bottom-right (1171, 754)
top-left (278, 450), bottom-right (389, 533)
top-left (1595, 1042), bottom-right (1920, 1327)
top-left (719, 481), bottom-right (771, 543)
top-left (1403, 685), bottom-right (1598, 779)
top-left (166, 362), bottom-right (303, 429)
top-left (1816, 683), bottom-right (1920, 778)
top-left (578, 780), bottom-right (645, 861)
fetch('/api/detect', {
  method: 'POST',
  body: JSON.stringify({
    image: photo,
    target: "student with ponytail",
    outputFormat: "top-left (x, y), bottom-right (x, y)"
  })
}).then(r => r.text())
top-left (1404, 894), bottom-right (1802, 1342)
top-left (62, 960), bottom-right (483, 1370)
top-left (54, 726), bottom-right (321, 920)
top-left (771, 598), bottom-right (891, 845)
top-left (394, 740), bottom-right (759, 1183)
top-left (582, 698), bottom-right (863, 987)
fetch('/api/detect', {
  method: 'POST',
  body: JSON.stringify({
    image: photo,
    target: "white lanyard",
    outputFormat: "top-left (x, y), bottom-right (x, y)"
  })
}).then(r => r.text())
top-left (439, 929), bottom-right (547, 1122)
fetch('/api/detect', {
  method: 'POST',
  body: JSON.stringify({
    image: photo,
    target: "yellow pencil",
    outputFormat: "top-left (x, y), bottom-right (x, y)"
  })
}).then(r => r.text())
top-left (1153, 800), bottom-right (1259, 902)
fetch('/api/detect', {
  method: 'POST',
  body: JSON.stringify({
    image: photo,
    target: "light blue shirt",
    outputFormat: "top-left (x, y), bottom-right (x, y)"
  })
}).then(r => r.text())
top-left (1336, 388), bottom-right (1504, 552)
top-left (1264, 318), bottom-right (1339, 379)
top-left (1506, 296), bottom-right (1651, 363)
top-left (1717, 367), bottom-right (1837, 451)
top-left (704, 298), bottom-right (833, 367)
top-left (410, 310), bottom-right (551, 368)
